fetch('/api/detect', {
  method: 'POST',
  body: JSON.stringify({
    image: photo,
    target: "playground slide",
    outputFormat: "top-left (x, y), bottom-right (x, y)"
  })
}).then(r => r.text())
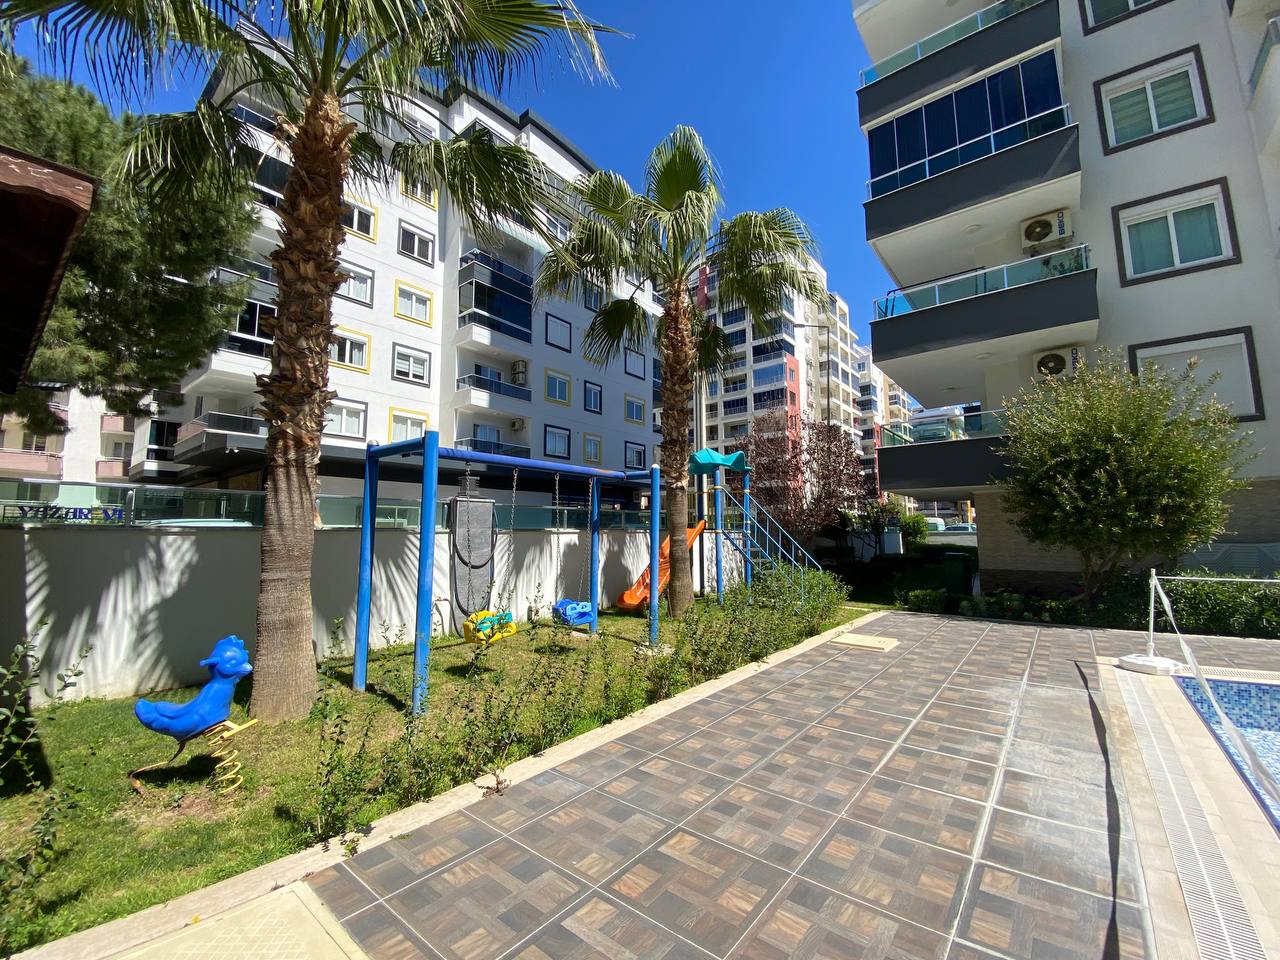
top-left (615, 520), bottom-right (707, 613)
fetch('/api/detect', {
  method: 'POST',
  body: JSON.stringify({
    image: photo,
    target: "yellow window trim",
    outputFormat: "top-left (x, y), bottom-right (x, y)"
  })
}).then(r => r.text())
top-left (544, 368), bottom-right (572, 406)
top-left (387, 407), bottom-right (431, 445)
top-left (341, 195), bottom-right (378, 242)
top-left (394, 279), bottom-right (434, 327)
top-left (624, 393), bottom-right (646, 424)
top-left (330, 325), bottom-right (371, 374)
top-left (399, 173), bottom-right (438, 210)
top-left (583, 432), bottom-right (603, 464)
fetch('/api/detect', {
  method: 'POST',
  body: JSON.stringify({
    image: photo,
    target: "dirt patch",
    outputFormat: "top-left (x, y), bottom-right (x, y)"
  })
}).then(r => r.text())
top-left (117, 786), bottom-right (239, 829)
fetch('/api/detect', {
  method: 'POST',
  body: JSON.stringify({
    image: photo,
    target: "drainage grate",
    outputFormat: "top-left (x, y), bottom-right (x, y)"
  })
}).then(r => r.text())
top-left (1177, 667), bottom-right (1280, 685)
top-left (1117, 672), bottom-right (1267, 960)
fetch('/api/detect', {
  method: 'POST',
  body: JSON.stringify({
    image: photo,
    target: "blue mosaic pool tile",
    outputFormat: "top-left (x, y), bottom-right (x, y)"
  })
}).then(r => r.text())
top-left (1177, 677), bottom-right (1280, 831)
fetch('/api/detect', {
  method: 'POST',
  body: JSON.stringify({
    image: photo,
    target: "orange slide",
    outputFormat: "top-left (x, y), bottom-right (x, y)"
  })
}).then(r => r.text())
top-left (615, 521), bottom-right (707, 613)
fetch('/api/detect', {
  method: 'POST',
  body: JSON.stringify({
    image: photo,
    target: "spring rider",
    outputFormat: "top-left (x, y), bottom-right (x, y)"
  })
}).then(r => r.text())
top-left (131, 635), bottom-right (258, 793)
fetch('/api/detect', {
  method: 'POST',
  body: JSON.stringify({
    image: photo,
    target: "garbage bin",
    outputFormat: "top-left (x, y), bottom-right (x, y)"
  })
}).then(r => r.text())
top-left (944, 552), bottom-right (975, 595)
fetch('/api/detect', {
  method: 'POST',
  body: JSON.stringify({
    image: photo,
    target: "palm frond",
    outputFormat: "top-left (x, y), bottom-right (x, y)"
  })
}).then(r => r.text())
top-left (581, 296), bottom-right (648, 368)
top-left (116, 99), bottom-right (258, 203)
top-left (712, 208), bottom-right (824, 330)
top-left (690, 308), bottom-right (733, 376)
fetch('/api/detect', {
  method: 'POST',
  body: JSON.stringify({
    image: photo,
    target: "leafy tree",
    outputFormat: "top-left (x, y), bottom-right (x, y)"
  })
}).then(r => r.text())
top-left (536, 127), bottom-right (826, 616)
top-left (1001, 350), bottom-right (1254, 605)
top-left (0, 56), bottom-right (255, 433)
top-left (3, 1), bottom-right (610, 721)
top-left (729, 410), bottom-right (866, 546)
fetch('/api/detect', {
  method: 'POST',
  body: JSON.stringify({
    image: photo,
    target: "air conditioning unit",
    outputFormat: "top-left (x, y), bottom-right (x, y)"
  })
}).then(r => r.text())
top-left (510, 359), bottom-right (528, 386)
top-left (510, 418), bottom-right (526, 432)
top-left (1033, 346), bottom-right (1082, 379)
top-left (1020, 210), bottom-right (1074, 253)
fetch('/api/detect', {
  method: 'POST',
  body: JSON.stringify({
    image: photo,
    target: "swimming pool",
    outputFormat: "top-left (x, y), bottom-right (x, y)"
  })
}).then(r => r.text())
top-left (1177, 676), bottom-right (1280, 832)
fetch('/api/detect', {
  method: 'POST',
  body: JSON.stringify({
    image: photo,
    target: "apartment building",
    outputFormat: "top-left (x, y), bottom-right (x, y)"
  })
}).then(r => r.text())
top-left (853, 0), bottom-right (1280, 589)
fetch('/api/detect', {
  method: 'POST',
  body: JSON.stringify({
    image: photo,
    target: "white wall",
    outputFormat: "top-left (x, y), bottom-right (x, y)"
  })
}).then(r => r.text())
top-left (2, 524), bottom-right (659, 703)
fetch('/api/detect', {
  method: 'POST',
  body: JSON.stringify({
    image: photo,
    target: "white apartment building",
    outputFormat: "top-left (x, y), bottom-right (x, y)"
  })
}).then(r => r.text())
top-left (853, 0), bottom-right (1280, 589)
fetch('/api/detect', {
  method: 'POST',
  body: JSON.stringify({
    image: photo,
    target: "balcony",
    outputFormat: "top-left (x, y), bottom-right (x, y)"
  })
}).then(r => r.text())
top-left (100, 413), bottom-right (135, 434)
top-left (452, 437), bottom-right (532, 459)
top-left (859, 0), bottom-right (1060, 127)
top-left (454, 374), bottom-right (533, 415)
top-left (458, 249), bottom-right (534, 344)
top-left (0, 449), bottom-right (63, 478)
top-left (1250, 16), bottom-right (1280, 157)
top-left (95, 458), bottom-right (128, 479)
top-left (174, 411), bottom-right (268, 465)
top-left (871, 245), bottom-right (1098, 407)
top-left (878, 412), bottom-right (1011, 499)
top-left (182, 336), bottom-right (271, 393)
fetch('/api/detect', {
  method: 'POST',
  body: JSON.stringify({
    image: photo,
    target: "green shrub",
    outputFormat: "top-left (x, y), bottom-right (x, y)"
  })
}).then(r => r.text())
top-left (899, 514), bottom-right (930, 552)
top-left (902, 588), bottom-right (946, 613)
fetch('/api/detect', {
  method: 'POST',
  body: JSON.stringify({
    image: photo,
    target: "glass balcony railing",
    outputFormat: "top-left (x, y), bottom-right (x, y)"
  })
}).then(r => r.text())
top-left (1250, 16), bottom-right (1280, 96)
top-left (867, 104), bottom-right (1071, 199)
top-left (455, 374), bottom-right (532, 402)
top-left (874, 245), bottom-right (1090, 320)
top-left (881, 410), bottom-right (1008, 447)
top-left (177, 411), bottom-right (268, 443)
top-left (459, 248), bottom-right (535, 287)
top-left (452, 437), bottom-right (532, 458)
top-left (860, 0), bottom-right (1049, 87)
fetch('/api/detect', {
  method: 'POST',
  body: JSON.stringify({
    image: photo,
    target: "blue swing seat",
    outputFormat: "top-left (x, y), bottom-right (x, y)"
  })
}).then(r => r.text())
top-left (552, 599), bottom-right (595, 627)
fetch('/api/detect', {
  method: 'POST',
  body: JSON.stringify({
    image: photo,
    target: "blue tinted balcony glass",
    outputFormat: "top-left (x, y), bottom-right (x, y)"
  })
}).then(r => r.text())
top-left (896, 109), bottom-right (927, 166)
top-left (987, 64), bottom-right (1026, 130)
top-left (925, 99), bottom-right (958, 153)
top-left (868, 124), bottom-right (898, 179)
top-left (1021, 50), bottom-right (1063, 115)
top-left (954, 80), bottom-right (992, 142)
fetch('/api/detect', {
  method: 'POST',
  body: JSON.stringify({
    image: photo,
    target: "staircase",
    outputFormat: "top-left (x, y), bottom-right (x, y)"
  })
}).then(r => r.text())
top-left (719, 488), bottom-right (822, 588)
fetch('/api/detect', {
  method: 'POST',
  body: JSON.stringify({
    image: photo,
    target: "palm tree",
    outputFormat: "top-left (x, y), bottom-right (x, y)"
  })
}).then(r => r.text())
top-left (537, 126), bottom-right (827, 618)
top-left (2, 1), bottom-right (611, 721)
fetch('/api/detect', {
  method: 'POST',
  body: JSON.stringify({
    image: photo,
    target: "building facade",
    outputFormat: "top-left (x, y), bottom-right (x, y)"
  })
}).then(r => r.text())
top-left (853, 0), bottom-right (1280, 588)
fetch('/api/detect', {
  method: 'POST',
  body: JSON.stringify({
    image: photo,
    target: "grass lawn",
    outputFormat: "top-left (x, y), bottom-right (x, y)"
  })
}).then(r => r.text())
top-left (0, 601), bottom-right (879, 952)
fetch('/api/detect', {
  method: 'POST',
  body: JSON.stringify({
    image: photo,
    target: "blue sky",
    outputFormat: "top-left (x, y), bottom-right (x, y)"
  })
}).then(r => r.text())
top-left (16, 2), bottom-right (890, 341)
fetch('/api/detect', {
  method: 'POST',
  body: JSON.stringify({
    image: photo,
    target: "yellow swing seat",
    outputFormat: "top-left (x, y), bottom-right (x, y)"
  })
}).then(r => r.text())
top-left (463, 609), bottom-right (518, 645)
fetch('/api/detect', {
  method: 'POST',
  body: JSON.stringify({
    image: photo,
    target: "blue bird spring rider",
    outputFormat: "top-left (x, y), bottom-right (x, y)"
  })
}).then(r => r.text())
top-left (130, 635), bottom-right (258, 793)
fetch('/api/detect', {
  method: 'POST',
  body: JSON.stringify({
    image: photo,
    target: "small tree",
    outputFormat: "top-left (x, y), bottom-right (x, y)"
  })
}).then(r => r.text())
top-left (731, 411), bottom-right (866, 546)
top-left (1001, 350), bottom-right (1254, 605)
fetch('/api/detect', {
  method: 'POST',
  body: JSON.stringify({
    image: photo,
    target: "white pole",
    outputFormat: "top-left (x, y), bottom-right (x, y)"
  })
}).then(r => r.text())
top-left (1147, 567), bottom-right (1157, 658)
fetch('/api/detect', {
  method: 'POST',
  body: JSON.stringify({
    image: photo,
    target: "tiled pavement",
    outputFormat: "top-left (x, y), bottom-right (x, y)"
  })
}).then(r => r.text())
top-left (306, 613), bottom-right (1280, 960)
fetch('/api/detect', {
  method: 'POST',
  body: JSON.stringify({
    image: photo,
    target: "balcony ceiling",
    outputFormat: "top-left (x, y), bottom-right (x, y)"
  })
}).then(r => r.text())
top-left (854, 0), bottom-right (994, 62)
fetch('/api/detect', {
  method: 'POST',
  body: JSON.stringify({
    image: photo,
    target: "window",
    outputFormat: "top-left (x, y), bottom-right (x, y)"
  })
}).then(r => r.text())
top-left (106, 439), bottom-right (131, 460)
top-left (392, 344), bottom-right (431, 385)
top-left (1098, 49), bottom-right (1210, 152)
top-left (723, 307), bottom-right (746, 327)
top-left (727, 329), bottom-right (747, 347)
top-left (340, 199), bottom-right (376, 240)
top-left (708, 380), bottom-right (718, 397)
top-left (390, 410), bottom-right (428, 442)
top-left (21, 433), bottom-right (46, 453)
top-left (473, 424), bottom-right (502, 447)
top-left (329, 329), bottom-right (370, 371)
top-left (475, 362), bottom-right (503, 382)
top-left (624, 348), bottom-right (645, 379)
top-left (866, 50), bottom-right (1064, 197)
top-left (583, 433), bottom-right (603, 464)
top-left (336, 262), bottom-right (374, 305)
top-left (584, 380), bottom-right (602, 414)
top-left (398, 222), bottom-right (435, 265)
top-left (1081, 0), bottom-right (1171, 32)
top-left (624, 442), bottom-right (646, 469)
top-left (583, 282), bottom-right (602, 311)
top-left (400, 174), bottom-right (436, 208)
top-left (707, 425), bottom-right (719, 441)
top-left (545, 369), bottom-right (571, 405)
top-left (1130, 328), bottom-right (1263, 421)
top-left (229, 299), bottom-right (275, 356)
top-left (544, 425), bottom-right (570, 459)
top-left (1114, 180), bottom-right (1238, 285)
top-left (325, 400), bottom-right (366, 439)
top-left (545, 212), bottom-right (571, 243)
top-left (545, 312), bottom-right (572, 352)
top-left (250, 151), bottom-right (290, 208)
top-left (395, 281), bottom-right (433, 325)
top-left (624, 395), bottom-right (645, 423)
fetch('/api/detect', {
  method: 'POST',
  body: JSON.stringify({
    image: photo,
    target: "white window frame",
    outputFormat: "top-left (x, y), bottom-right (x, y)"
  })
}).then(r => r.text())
top-left (340, 198), bottom-right (376, 240)
top-left (544, 425), bottom-right (570, 460)
top-left (545, 370), bottom-right (571, 405)
top-left (1086, 0), bottom-right (1162, 27)
top-left (325, 399), bottom-right (367, 439)
top-left (624, 347), bottom-right (646, 380)
top-left (1118, 182), bottom-right (1234, 281)
top-left (336, 261), bottom-right (374, 305)
top-left (583, 282), bottom-right (603, 312)
top-left (583, 433), bottom-right (603, 464)
top-left (389, 409), bottom-right (429, 443)
top-left (329, 328), bottom-right (370, 372)
top-left (624, 395), bottom-right (645, 424)
top-left (400, 173), bottom-right (437, 208)
top-left (392, 344), bottom-right (431, 386)
top-left (584, 380), bottom-right (603, 414)
top-left (1100, 51), bottom-right (1207, 149)
top-left (397, 221), bottom-right (436, 265)
top-left (545, 312), bottom-right (572, 352)
top-left (624, 442), bottom-right (646, 469)
top-left (394, 281), bottom-right (433, 326)
top-left (1132, 329), bottom-right (1262, 421)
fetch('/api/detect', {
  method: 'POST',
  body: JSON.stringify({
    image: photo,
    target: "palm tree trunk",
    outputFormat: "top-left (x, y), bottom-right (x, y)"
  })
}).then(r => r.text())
top-left (248, 89), bottom-right (349, 722)
top-left (659, 291), bottom-right (696, 618)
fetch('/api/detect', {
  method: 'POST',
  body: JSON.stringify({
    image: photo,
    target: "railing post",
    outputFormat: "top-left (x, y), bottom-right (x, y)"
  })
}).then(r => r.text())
top-left (743, 468), bottom-right (753, 593)
top-left (649, 464), bottom-right (661, 647)
top-left (354, 444), bottom-right (378, 692)
top-left (412, 432), bottom-right (440, 715)
top-left (589, 476), bottom-right (600, 634)
top-left (714, 468), bottom-right (724, 604)
top-left (1147, 567), bottom-right (1157, 659)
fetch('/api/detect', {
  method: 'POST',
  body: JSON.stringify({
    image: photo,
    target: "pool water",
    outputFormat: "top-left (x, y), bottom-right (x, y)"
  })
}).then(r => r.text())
top-left (1177, 677), bottom-right (1280, 831)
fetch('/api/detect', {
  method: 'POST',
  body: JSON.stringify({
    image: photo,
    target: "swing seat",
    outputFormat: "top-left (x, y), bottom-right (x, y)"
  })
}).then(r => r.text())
top-left (463, 609), bottom-right (517, 645)
top-left (552, 599), bottom-right (595, 628)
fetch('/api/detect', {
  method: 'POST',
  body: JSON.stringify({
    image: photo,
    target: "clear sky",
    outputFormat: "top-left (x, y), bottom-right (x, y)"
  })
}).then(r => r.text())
top-left (15, 1), bottom-right (890, 341)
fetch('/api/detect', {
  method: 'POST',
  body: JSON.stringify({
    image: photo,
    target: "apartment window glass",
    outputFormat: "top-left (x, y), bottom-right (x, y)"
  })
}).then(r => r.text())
top-left (398, 222), bottom-right (435, 264)
top-left (544, 425), bottom-right (570, 459)
top-left (624, 395), bottom-right (645, 423)
top-left (1102, 53), bottom-right (1206, 148)
top-left (1087, 0), bottom-right (1160, 27)
top-left (584, 380), bottom-right (602, 414)
top-left (624, 348), bottom-right (645, 379)
top-left (401, 175), bottom-right (435, 207)
top-left (545, 370), bottom-right (570, 404)
top-left (727, 329), bottom-right (747, 347)
top-left (583, 282), bottom-right (603, 311)
top-left (1119, 182), bottom-right (1233, 280)
top-left (391, 412), bottom-right (427, 442)
top-left (624, 442), bottom-right (646, 469)
top-left (250, 151), bottom-right (290, 207)
top-left (21, 433), bottom-right (47, 452)
top-left (392, 345), bottom-right (430, 385)
top-left (395, 282), bottom-right (432, 325)
top-left (473, 424), bottom-right (501, 446)
top-left (325, 400), bottom-right (366, 438)
top-left (329, 330), bottom-right (369, 370)
top-left (545, 313), bottom-right (572, 352)
top-left (341, 200), bottom-right (375, 239)
top-left (708, 380), bottom-right (718, 397)
top-left (545, 212), bottom-right (571, 243)
top-left (1133, 330), bottom-right (1261, 419)
top-left (583, 434), bottom-right (602, 464)
top-left (722, 307), bottom-right (747, 327)
top-left (336, 262), bottom-right (374, 305)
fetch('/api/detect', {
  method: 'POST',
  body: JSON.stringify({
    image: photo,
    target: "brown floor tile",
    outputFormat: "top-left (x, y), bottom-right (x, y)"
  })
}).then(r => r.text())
top-left (995, 768), bottom-right (1130, 836)
top-left (800, 820), bottom-right (971, 933)
top-left (339, 812), bottom-right (502, 900)
top-left (731, 879), bottom-right (948, 960)
top-left (387, 838), bottom-right (585, 960)
top-left (747, 687), bottom-right (843, 723)
top-left (618, 715), bottom-right (704, 752)
top-left (935, 675), bottom-right (1023, 714)
top-left (342, 904), bottom-right (440, 959)
top-left (879, 745), bottom-right (998, 803)
top-left (844, 776), bottom-right (984, 855)
top-left (599, 755), bottom-right (731, 821)
top-left (841, 689), bottom-right (931, 720)
top-left (956, 658), bottom-right (1028, 682)
top-left (1004, 738), bottom-right (1111, 790)
top-left (709, 708), bottom-right (809, 748)
top-left (818, 705), bottom-right (913, 741)
top-left (661, 729), bottom-right (776, 777)
top-left (607, 830), bottom-right (790, 958)
top-left (740, 750), bottom-right (871, 812)
top-left (944, 942), bottom-right (1005, 960)
top-left (552, 741), bottom-right (652, 787)
top-left (308, 863), bottom-right (378, 920)
top-left (684, 782), bottom-right (838, 870)
top-left (917, 701), bottom-right (1012, 738)
top-left (979, 808), bottom-right (1142, 902)
top-left (955, 865), bottom-right (1151, 959)
top-left (786, 726), bottom-right (893, 772)
top-left (902, 721), bottom-right (1005, 765)
top-left (708, 678), bottom-right (780, 708)
top-left (665, 698), bottom-right (743, 727)
top-left (466, 771), bottom-right (586, 832)
top-left (512, 790), bottom-right (672, 883)
top-left (506, 894), bottom-right (707, 959)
